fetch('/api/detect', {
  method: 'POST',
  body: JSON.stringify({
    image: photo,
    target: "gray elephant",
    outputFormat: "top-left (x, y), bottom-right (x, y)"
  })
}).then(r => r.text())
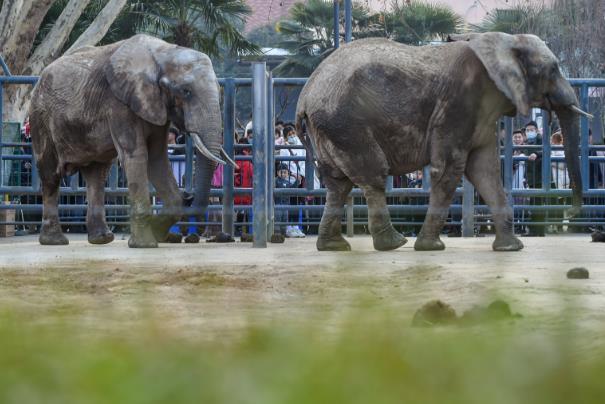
top-left (30, 34), bottom-right (233, 248)
top-left (295, 32), bottom-right (591, 252)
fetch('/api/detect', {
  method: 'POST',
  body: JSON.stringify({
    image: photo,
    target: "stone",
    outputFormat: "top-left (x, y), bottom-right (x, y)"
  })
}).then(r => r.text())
top-left (567, 267), bottom-right (589, 279)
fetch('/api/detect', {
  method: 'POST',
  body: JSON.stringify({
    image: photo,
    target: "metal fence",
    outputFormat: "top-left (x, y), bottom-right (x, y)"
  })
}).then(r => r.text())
top-left (2, 61), bottom-right (605, 246)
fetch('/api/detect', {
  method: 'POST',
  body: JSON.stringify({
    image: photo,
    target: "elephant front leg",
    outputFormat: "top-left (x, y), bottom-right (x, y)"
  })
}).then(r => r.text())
top-left (361, 182), bottom-right (407, 251)
top-left (124, 157), bottom-right (157, 248)
top-left (415, 163), bottom-right (465, 251)
top-left (147, 139), bottom-right (183, 242)
top-left (39, 170), bottom-right (69, 245)
top-left (465, 145), bottom-right (523, 251)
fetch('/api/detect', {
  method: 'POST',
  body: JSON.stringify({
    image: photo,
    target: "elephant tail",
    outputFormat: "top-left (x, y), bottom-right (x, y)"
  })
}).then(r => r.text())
top-left (295, 110), bottom-right (313, 157)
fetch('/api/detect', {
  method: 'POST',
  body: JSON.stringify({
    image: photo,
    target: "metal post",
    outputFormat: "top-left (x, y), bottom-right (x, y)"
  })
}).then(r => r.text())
top-left (0, 83), bottom-right (3, 189)
top-left (344, 0), bottom-right (352, 43)
top-left (461, 176), bottom-right (474, 237)
top-left (333, 0), bottom-right (340, 48)
top-left (541, 111), bottom-right (551, 192)
top-left (185, 136), bottom-right (193, 193)
top-left (266, 72), bottom-right (275, 238)
top-left (346, 194), bottom-right (354, 237)
top-left (422, 165), bottom-right (431, 191)
top-left (222, 78), bottom-right (235, 235)
top-left (580, 84), bottom-right (590, 192)
top-left (503, 117), bottom-right (513, 205)
top-left (252, 62), bottom-right (268, 247)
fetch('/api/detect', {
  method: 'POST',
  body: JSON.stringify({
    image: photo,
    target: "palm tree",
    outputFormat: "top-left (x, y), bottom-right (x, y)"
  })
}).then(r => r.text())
top-left (134, 0), bottom-right (260, 57)
top-left (472, 3), bottom-right (550, 35)
top-left (274, 0), bottom-right (380, 77)
top-left (385, 0), bottom-right (463, 45)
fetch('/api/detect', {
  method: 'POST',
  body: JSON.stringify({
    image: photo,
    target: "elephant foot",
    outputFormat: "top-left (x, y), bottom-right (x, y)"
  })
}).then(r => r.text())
top-left (184, 233), bottom-right (200, 243)
top-left (372, 226), bottom-right (407, 251)
top-left (88, 230), bottom-right (114, 245)
top-left (129, 222), bottom-right (158, 248)
top-left (493, 235), bottom-right (524, 251)
top-left (150, 215), bottom-right (179, 242)
top-left (39, 223), bottom-right (69, 245)
top-left (414, 236), bottom-right (445, 251)
top-left (317, 235), bottom-right (351, 251)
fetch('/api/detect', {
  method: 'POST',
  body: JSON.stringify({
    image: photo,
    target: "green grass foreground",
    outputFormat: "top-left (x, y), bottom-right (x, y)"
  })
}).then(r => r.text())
top-left (1, 307), bottom-right (605, 404)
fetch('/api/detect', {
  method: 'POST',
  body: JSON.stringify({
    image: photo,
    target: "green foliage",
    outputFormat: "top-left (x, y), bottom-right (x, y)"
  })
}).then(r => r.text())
top-left (273, 0), bottom-right (383, 77)
top-left (472, 3), bottom-right (550, 35)
top-left (133, 0), bottom-right (260, 58)
top-left (385, 0), bottom-right (463, 44)
top-left (2, 306), bottom-right (605, 403)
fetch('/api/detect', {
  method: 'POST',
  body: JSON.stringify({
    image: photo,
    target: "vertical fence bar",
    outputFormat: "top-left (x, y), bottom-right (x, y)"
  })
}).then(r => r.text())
top-left (109, 162), bottom-right (118, 190)
top-left (422, 165), bottom-right (431, 191)
top-left (344, 0), bottom-right (352, 43)
top-left (222, 78), bottom-right (235, 235)
top-left (333, 0), bottom-right (340, 48)
top-left (503, 117), bottom-right (513, 205)
top-left (541, 111), bottom-right (551, 192)
top-left (185, 136), bottom-right (193, 193)
top-left (0, 83), bottom-right (3, 190)
top-left (580, 84), bottom-right (590, 192)
top-left (461, 176), bottom-right (474, 237)
top-left (346, 194), bottom-right (354, 237)
top-left (266, 73), bottom-right (274, 238)
top-left (252, 62), bottom-right (268, 247)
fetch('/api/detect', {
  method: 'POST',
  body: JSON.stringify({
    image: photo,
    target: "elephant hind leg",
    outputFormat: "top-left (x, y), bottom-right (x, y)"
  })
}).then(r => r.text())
top-left (358, 180), bottom-right (407, 251)
top-left (81, 162), bottom-right (114, 244)
top-left (38, 159), bottom-right (68, 246)
top-left (317, 168), bottom-right (353, 251)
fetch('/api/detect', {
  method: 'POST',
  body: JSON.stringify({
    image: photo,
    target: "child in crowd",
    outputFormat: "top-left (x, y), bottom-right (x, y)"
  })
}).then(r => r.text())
top-left (274, 163), bottom-right (304, 238)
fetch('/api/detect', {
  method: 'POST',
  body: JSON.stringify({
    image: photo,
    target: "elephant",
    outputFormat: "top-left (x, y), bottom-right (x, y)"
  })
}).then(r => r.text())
top-left (295, 32), bottom-right (592, 252)
top-left (29, 34), bottom-right (234, 248)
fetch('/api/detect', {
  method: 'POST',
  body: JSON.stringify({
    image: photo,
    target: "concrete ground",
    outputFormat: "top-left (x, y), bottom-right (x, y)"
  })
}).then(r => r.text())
top-left (1, 233), bottom-right (604, 346)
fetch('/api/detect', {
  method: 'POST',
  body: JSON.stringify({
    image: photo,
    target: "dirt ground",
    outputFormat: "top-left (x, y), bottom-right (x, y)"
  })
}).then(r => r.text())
top-left (1, 234), bottom-right (604, 346)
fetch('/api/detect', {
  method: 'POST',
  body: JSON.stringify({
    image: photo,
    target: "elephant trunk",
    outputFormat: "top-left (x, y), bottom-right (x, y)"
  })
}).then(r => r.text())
top-left (189, 110), bottom-right (222, 233)
top-left (555, 107), bottom-right (583, 216)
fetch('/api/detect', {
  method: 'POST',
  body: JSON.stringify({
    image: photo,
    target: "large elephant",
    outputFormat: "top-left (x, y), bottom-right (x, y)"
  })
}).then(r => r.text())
top-left (295, 32), bottom-right (592, 252)
top-left (30, 34), bottom-right (232, 248)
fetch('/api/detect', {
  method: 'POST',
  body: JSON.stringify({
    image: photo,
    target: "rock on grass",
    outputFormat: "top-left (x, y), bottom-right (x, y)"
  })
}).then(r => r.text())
top-left (567, 267), bottom-right (589, 279)
top-left (412, 300), bottom-right (457, 327)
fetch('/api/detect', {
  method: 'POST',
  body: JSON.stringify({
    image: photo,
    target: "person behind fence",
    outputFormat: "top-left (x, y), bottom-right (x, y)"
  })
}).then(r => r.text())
top-left (550, 131), bottom-right (569, 190)
top-left (280, 126), bottom-right (307, 237)
top-left (522, 120), bottom-right (546, 237)
top-left (234, 138), bottom-right (253, 236)
top-left (512, 129), bottom-right (529, 234)
top-left (274, 163), bottom-right (302, 237)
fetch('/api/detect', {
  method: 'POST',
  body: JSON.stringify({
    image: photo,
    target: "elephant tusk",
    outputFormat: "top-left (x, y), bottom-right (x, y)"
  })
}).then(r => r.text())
top-left (190, 132), bottom-right (227, 165)
top-left (220, 147), bottom-right (239, 169)
top-left (570, 105), bottom-right (594, 120)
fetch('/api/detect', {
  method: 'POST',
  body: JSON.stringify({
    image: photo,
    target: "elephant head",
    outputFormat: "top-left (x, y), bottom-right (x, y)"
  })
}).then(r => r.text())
top-left (451, 32), bottom-right (592, 215)
top-left (104, 34), bottom-right (238, 223)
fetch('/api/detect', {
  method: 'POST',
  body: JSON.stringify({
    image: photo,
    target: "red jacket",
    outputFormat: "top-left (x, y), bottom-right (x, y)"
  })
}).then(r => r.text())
top-left (234, 160), bottom-right (253, 205)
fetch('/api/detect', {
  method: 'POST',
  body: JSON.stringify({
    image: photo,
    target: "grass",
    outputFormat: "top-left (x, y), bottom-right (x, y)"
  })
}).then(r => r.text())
top-left (1, 304), bottom-right (605, 404)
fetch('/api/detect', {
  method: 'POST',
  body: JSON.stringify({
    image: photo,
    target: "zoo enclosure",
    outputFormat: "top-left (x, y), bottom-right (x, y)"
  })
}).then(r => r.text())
top-left (2, 56), bottom-right (605, 246)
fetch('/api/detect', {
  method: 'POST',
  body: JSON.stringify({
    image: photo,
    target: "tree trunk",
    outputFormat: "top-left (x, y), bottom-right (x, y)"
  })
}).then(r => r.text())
top-left (25, 0), bottom-right (92, 76)
top-left (66, 0), bottom-right (128, 54)
top-left (1, 0), bottom-right (128, 123)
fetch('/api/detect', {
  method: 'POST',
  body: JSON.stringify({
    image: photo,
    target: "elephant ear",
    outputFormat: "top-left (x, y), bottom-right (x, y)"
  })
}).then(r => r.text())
top-left (104, 34), bottom-right (169, 126)
top-left (461, 32), bottom-right (531, 116)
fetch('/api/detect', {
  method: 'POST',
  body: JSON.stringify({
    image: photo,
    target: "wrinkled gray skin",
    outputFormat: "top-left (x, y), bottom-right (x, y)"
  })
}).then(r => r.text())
top-left (29, 34), bottom-right (222, 248)
top-left (296, 33), bottom-right (584, 252)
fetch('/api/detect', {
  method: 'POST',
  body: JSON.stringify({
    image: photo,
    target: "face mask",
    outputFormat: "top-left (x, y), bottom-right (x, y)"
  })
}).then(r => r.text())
top-left (287, 136), bottom-right (296, 144)
top-left (526, 130), bottom-right (537, 141)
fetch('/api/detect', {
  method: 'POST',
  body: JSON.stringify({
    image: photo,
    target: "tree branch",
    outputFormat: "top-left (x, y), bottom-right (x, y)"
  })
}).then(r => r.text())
top-left (66, 0), bottom-right (128, 54)
top-left (25, 0), bottom-right (92, 75)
